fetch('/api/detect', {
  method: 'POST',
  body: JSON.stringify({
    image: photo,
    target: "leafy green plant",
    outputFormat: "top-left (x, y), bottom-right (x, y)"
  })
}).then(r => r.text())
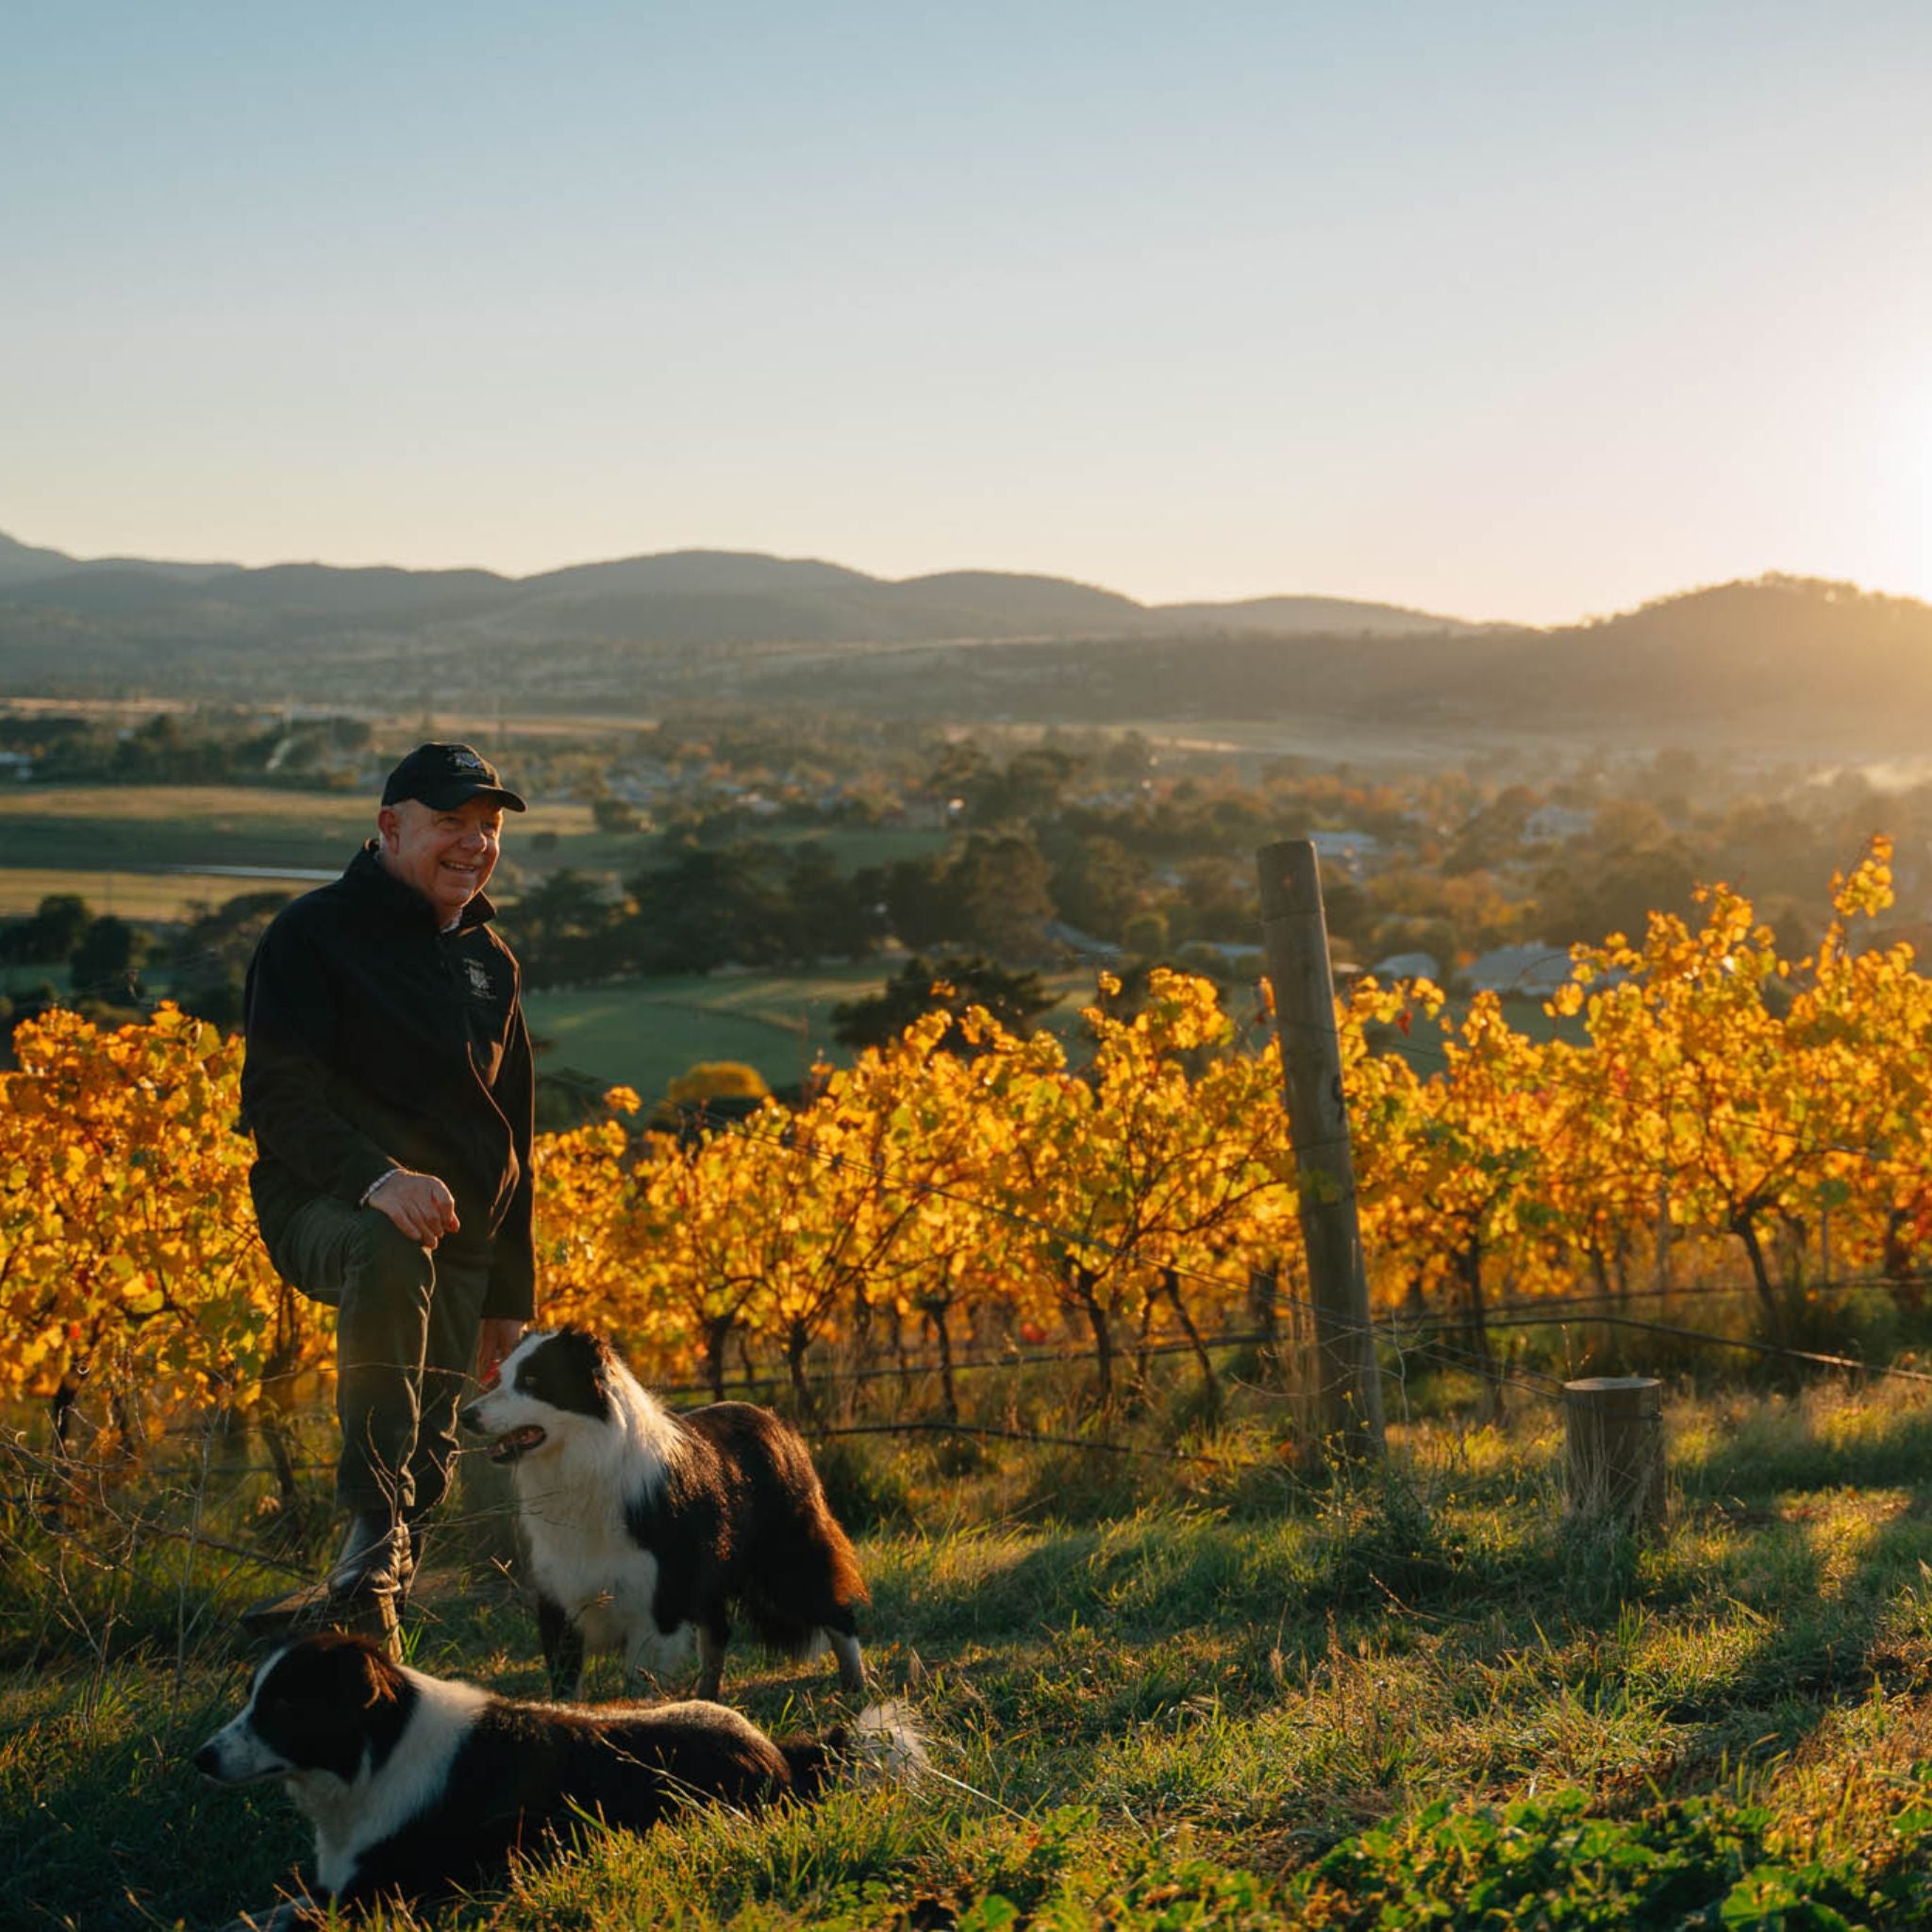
top-left (1293, 1789), bottom-right (1905, 1929)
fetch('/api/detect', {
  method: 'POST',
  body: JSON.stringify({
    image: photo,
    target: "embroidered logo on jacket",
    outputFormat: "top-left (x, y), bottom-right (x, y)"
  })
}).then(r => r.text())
top-left (464, 959), bottom-right (492, 999)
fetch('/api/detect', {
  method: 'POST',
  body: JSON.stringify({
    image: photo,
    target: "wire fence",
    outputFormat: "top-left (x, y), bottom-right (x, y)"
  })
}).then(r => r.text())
top-left (23, 1267), bottom-right (1930, 1507)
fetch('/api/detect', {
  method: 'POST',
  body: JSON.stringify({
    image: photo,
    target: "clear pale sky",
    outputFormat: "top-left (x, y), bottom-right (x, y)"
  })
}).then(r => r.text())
top-left (5, 2), bottom-right (1928, 625)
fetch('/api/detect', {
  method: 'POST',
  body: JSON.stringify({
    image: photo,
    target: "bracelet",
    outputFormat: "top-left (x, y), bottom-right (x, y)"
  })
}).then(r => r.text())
top-left (360, 1170), bottom-right (402, 1208)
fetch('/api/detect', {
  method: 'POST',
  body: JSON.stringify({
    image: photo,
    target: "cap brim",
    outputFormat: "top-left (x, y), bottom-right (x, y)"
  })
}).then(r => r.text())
top-left (413, 782), bottom-right (527, 812)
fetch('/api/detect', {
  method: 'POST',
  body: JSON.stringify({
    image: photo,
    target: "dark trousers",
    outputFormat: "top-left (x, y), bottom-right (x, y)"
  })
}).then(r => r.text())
top-left (270, 1197), bottom-right (491, 1525)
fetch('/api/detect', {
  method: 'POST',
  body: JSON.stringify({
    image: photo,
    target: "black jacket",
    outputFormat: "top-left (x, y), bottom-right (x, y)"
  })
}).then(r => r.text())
top-left (241, 842), bottom-right (536, 1319)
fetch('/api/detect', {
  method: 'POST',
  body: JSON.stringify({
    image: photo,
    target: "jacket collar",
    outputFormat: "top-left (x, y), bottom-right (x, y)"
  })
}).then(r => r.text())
top-left (345, 840), bottom-right (497, 933)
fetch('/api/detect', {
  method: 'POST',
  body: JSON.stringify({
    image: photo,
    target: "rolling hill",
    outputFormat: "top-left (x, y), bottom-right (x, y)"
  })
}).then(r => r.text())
top-left (0, 531), bottom-right (1924, 751)
top-left (0, 536), bottom-right (1475, 652)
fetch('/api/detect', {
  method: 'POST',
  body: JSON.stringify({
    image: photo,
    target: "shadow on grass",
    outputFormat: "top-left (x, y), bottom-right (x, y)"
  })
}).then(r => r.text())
top-left (1, 1657), bottom-right (307, 1932)
top-left (1674, 1380), bottom-right (1932, 1503)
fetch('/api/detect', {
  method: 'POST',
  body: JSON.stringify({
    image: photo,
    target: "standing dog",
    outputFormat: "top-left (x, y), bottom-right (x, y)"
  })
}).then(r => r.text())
top-left (195, 1632), bottom-right (922, 1923)
top-left (459, 1327), bottom-right (869, 1701)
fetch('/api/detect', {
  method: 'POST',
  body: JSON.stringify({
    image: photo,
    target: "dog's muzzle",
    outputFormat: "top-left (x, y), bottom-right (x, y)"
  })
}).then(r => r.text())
top-left (484, 1424), bottom-right (546, 1463)
top-left (194, 1724), bottom-right (288, 1783)
top-left (458, 1397), bottom-right (546, 1462)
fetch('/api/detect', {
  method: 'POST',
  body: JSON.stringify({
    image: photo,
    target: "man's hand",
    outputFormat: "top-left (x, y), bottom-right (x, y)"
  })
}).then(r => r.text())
top-left (367, 1169), bottom-right (460, 1248)
top-left (475, 1318), bottom-right (525, 1385)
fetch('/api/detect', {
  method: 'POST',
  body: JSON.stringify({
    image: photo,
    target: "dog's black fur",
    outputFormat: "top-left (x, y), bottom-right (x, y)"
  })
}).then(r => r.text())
top-left (460, 1326), bottom-right (869, 1700)
top-left (195, 1632), bottom-right (916, 1921)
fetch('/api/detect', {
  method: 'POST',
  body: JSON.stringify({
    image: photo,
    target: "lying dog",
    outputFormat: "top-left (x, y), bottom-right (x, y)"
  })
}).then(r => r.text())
top-left (459, 1326), bottom-right (869, 1701)
top-left (195, 1632), bottom-right (923, 1923)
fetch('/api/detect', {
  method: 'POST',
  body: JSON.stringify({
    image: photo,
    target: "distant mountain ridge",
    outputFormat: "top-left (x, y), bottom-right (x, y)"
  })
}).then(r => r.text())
top-left (0, 529), bottom-right (242, 591)
top-left (0, 532), bottom-right (1479, 647)
top-left (0, 530), bottom-right (1926, 752)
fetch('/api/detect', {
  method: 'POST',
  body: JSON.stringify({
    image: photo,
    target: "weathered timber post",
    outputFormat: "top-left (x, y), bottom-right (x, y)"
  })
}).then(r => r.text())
top-left (1563, 1375), bottom-right (1665, 1532)
top-left (1256, 840), bottom-right (1385, 1458)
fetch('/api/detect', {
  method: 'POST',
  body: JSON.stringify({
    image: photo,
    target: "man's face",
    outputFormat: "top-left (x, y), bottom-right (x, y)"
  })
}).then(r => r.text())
top-left (377, 796), bottom-right (504, 921)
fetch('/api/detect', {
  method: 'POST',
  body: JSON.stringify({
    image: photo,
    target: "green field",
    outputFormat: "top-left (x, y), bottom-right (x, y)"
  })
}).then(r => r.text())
top-left (11, 1374), bottom-right (1932, 1929)
top-left (0, 785), bottom-right (947, 922)
top-left (0, 784), bottom-right (397, 870)
top-left (0, 866), bottom-right (334, 924)
top-left (519, 820), bottom-right (950, 889)
top-left (525, 971), bottom-right (872, 1098)
top-left (526, 964), bottom-right (1103, 1101)
top-left (0, 785), bottom-right (596, 874)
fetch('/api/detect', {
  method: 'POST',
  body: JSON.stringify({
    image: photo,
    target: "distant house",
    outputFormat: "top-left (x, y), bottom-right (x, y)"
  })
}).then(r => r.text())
top-left (1043, 920), bottom-right (1122, 961)
top-left (1461, 943), bottom-right (1574, 997)
top-left (0, 751), bottom-right (32, 781)
top-left (1185, 941), bottom-right (1266, 975)
top-left (1307, 829), bottom-right (1386, 877)
top-left (1524, 805), bottom-right (1594, 843)
top-left (1370, 951), bottom-right (1441, 983)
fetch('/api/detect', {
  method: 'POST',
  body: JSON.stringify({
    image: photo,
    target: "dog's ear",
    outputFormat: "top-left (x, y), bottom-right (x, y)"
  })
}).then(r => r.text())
top-left (590, 1333), bottom-right (618, 1400)
top-left (355, 1645), bottom-right (400, 1710)
top-left (559, 1325), bottom-right (616, 1397)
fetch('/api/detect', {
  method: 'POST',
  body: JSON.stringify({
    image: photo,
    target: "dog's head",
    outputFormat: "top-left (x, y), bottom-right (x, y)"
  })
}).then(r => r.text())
top-left (458, 1326), bottom-right (614, 1464)
top-left (194, 1633), bottom-right (411, 1787)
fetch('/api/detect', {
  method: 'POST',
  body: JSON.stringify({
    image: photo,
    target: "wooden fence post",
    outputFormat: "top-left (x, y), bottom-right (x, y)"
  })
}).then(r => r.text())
top-left (1563, 1375), bottom-right (1665, 1531)
top-left (1256, 840), bottom-right (1385, 1459)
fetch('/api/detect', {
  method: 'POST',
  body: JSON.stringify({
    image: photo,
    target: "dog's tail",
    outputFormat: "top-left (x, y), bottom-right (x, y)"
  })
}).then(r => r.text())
top-left (780, 1701), bottom-right (928, 1801)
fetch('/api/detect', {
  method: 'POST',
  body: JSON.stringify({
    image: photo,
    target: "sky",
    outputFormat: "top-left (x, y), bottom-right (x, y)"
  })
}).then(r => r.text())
top-left (4, 1), bottom-right (1930, 625)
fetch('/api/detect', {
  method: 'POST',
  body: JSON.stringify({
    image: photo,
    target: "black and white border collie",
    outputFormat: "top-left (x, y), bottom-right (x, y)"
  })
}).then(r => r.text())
top-left (459, 1326), bottom-right (870, 1702)
top-left (195, 1632), bottom-right (923, 1923)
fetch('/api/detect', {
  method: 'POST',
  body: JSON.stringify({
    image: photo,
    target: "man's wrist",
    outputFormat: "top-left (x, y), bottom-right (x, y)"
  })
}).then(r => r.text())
top-left (359, 1169), bottom-right (402, 1208)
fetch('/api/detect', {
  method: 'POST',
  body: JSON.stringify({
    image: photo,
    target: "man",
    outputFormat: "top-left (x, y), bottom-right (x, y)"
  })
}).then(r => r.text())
top-left (241, 742), bottom-right (536, 1630)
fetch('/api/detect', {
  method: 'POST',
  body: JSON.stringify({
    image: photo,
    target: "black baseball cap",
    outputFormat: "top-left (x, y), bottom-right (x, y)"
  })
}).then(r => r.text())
top-left (380, 742), bottom-right (527, 812)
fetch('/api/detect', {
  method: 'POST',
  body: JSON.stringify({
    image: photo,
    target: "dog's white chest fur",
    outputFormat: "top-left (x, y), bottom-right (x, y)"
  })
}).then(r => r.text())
top-left (513, 1471), bottom-right (695, 1677)
top-left (288, 1669), bottom-right (488, 1896)
top-left (470, 1333), bottom-right (700, 1684)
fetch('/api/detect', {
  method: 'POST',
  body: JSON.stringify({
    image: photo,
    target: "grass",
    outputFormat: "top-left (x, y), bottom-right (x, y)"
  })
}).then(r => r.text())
top-left (11, 1371), bottom-right (1932, 1928)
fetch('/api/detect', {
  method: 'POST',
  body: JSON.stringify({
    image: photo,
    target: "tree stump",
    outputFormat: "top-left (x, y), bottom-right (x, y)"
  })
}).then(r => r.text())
top-left (1563, 1375), bottom-right (1665, 1532)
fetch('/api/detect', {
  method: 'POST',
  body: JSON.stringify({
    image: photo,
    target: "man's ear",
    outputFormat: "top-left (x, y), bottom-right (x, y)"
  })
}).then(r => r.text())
top-left (376, 804), bottom-right (402, 849)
